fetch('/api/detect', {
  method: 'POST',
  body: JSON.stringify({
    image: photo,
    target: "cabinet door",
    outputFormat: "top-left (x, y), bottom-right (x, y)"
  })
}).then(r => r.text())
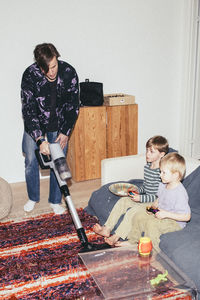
top-left (67, 106), bottom-right (107, 181)
top-left (106, 104), bottom-right (138, 158)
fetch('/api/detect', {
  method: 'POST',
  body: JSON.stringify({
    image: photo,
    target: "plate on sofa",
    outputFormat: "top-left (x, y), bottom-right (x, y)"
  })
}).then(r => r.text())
top-left (109, 183), bottom-right (137, 197)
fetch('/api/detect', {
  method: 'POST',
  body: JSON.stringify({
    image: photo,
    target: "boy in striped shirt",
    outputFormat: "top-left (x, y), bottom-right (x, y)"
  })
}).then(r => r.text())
top-left (93, 135), bottom-right (169, 246)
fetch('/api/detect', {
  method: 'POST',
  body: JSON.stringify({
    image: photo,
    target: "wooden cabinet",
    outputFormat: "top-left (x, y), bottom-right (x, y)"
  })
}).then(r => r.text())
top-left (106, 105), bottom-right (138, 158)
top-left (67, 104), bottom-right (138, 181)
top-left (67, 106), bottom-right (107, 181)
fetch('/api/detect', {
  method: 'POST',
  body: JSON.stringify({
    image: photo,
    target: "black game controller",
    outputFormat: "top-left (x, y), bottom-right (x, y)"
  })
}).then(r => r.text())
top-left (146, 206), bottom-right (159, 214)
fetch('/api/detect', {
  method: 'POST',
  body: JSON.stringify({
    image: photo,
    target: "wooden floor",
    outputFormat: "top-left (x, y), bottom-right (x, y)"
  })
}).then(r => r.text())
top-left (7, 178), bottom-right (101, 221)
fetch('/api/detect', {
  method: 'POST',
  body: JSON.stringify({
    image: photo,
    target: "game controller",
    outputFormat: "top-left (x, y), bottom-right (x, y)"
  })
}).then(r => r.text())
top-left (146, 206), bottom-right (159, 214)
top-left (129, 191), bottom-right (135, 196)
top-left (129, 191), bottom-right (139, 197)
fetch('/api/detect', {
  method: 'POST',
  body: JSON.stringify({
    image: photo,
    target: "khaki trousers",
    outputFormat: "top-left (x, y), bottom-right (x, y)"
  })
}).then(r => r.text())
top-left (127, 208), bottom-right (182, 249)
top-left (104, 197), bottom-right (149, 239)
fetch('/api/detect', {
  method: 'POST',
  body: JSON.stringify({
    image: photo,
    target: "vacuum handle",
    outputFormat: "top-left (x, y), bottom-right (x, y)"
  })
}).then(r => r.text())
top-left (35, 149), bottom-right (52, 169)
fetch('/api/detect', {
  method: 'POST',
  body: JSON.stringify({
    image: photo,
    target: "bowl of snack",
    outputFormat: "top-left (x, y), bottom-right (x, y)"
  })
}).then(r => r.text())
top-left (109, 182), bottom-right (137, 197)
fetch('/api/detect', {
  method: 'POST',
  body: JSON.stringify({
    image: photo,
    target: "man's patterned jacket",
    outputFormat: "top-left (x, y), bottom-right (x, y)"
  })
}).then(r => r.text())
top-left (21, 60), bottom-right (79, 141)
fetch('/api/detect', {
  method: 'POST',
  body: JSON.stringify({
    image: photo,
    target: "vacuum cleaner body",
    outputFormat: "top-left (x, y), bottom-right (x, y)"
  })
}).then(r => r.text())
top-left (35, 143), bottom-right (110, 252)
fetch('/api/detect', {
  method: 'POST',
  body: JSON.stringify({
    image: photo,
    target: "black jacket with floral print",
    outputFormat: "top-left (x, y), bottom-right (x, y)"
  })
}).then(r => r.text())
top-left (21, 60), bottom-right (79, 141)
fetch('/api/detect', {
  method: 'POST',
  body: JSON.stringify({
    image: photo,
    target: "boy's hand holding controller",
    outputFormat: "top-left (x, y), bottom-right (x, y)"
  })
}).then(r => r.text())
top-left (128, 187), bottom-right (140, 202)
top-left (146, 206), bottom-right (160, 215)
top-left (146, 207), bottom-right (168, 220)
top-left (154, 209), bottom-right (170, 220)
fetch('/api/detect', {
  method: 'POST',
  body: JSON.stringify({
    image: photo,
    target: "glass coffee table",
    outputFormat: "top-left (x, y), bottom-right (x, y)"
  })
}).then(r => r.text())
top-left (79, 246), bottom-right (197, 299)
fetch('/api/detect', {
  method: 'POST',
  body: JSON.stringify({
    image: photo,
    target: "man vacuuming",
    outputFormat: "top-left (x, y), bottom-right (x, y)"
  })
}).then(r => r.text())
top-left (21, 43), bottom-right (79, 214)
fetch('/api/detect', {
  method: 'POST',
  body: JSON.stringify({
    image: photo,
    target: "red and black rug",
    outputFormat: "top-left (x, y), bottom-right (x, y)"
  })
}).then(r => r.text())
top-left (0, 210), bottom-right (194, 300)
top-left (0, 209), bottom-right (104, 299)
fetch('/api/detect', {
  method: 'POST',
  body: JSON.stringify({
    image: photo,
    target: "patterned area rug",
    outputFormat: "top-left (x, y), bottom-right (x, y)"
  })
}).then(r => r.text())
top-left (0, 209), bottom-right (104, 299)
top-left (0, 210), bottom-right (195, 300)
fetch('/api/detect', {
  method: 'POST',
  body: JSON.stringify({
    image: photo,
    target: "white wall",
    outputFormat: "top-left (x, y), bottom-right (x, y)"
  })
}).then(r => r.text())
top-left (0, 0), bottom-right (186, 183)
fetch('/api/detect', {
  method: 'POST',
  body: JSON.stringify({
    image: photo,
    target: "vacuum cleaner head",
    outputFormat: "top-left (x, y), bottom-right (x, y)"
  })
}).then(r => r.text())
top-left (79, 242), bottom-right (111, 253)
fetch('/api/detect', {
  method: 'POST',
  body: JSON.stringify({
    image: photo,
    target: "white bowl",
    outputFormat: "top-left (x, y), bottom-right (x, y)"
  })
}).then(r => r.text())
top-left (109, 182), bottom-right (137, 197)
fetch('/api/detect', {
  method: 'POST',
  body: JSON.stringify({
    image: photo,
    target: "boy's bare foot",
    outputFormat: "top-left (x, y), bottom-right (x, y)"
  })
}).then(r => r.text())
top-left (114, 241), bottom-right (132, 247)
top-left (93, 223), bottom-right (110, 237)
top-left (104, 234), bottom-right (120, 246)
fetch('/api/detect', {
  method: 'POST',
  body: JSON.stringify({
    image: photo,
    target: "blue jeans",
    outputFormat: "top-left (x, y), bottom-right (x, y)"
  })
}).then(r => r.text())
top-left (22, 131), bottom-right (67, 204)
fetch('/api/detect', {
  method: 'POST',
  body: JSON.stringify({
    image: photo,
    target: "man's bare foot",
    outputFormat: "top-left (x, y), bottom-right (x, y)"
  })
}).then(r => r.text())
top-left (104, 234), bottom-right (120, 246)
top-left (114, 241), bottom-right (132, 247)
top-left (93, 223), bottom-right (110, 237)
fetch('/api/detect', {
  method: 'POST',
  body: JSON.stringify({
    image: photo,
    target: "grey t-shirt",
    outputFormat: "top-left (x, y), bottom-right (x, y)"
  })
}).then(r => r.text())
top-left (158, 182), bottom-right (190, 228)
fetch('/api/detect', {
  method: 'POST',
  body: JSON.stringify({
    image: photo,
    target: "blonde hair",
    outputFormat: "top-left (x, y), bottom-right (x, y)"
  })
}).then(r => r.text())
top-left (146, 135), bottom-right (169, 154)
top-left (160, 152), bottom-right (186, 180)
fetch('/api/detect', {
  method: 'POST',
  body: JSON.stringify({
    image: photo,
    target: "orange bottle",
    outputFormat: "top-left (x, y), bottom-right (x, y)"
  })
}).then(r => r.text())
top-left (138, 236), bottom-right (153, 256)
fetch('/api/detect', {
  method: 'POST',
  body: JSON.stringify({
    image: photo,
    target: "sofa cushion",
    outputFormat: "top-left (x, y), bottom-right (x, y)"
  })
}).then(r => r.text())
top-left (182, 165), bottom-right (200, 224)
top-left (85, 179), bottom-right (143, 225)
top-left (160, 225), bottom-right (200, 298)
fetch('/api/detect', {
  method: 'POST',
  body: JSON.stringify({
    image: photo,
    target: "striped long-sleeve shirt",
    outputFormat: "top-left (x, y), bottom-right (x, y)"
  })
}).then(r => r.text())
top-left (138, 162), bottom-right (160, 203)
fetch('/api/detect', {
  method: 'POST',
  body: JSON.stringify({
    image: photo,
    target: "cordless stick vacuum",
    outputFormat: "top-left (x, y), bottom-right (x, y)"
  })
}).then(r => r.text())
top-left (35, 143), bottom-right (110, 253)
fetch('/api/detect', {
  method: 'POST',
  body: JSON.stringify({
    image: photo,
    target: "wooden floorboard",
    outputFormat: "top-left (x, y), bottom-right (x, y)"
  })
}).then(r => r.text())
top-left (6, 178), bottom-right (101, 221)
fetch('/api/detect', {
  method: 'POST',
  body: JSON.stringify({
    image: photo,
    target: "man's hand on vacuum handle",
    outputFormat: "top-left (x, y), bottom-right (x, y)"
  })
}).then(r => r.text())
top-left (36, 137), bottom-right (50, 155)
top-left (55, 133), bottom-right (68, 149)
top-left (36, 133), bottom-right (68, 155)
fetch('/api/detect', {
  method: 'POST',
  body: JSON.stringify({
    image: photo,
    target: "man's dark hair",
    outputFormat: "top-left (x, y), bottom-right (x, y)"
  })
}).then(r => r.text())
top-left (34, 43), bottom-right (60, 74)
